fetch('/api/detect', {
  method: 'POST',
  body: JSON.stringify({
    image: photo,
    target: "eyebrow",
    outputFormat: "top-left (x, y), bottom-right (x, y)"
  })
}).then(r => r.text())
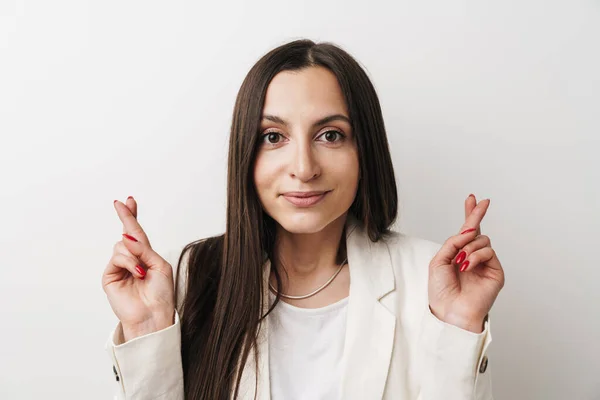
top-left (261, 114), bottom-right (351, 129)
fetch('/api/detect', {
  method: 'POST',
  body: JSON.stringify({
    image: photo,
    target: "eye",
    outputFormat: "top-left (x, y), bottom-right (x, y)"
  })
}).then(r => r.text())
top-left (317, 130), bottom-right (345, 143)
top-left (262, 132), bottom-right (283, 144)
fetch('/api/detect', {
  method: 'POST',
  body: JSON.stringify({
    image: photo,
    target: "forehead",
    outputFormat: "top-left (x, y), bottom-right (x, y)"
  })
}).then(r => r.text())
top-left (262, 66), bottom-right (348, 117)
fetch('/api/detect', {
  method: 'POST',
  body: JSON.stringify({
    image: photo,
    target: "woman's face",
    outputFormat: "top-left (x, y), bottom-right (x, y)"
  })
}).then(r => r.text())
top-left (253, 66), bottom-right (359, 234)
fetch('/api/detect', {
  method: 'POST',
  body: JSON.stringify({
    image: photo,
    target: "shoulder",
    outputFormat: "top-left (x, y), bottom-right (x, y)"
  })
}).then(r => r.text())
top-left (380, 230), bottom-right (443, 285)
top-left (382, 230), bottom-right (443, 260)
top-left (161, 235), bottom-right (225, 316)
top-left (163, 236), bottom-right (224, 279)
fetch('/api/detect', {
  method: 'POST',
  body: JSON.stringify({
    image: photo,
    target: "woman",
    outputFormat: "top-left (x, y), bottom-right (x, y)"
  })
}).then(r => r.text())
top-left (103, 39), bottom-right (504, 400)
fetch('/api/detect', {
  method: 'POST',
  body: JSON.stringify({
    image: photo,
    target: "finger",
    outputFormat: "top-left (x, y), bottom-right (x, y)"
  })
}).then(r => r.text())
top-left (430, 233), bottom-right (473, 268)
top-left (114, 200), bottom-right (149, 245)
top-left (126, 196), bottom-right (138, 219)
top-left (104, 252), bottom-right (147, 281)
top-left (458, 198), bottom-right (490, 237)
top-left (431, 221), bottom-right (487, 268)
top-left (465, 194), bottom-right (481, 236)
top-left (453, 235), bottom-right (491, 265)
top-left (465, 194), bottom-right (477, 220)
top-left (121, 233), bottom-right (168, 272)
top-left (122, 196), bottom-right (138, 235)
top-left (113, 240), bottom-right (136, 259)
top-left (458, 246), bottom-right (502, 273)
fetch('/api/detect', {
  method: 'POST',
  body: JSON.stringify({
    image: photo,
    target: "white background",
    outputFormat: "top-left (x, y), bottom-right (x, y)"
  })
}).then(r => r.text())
top-left (1, 0), bottom-right (598, 399)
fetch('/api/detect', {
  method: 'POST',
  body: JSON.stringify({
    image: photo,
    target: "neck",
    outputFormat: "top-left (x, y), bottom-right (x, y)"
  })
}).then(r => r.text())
top-left (271, 213), bottom-right (348, 294)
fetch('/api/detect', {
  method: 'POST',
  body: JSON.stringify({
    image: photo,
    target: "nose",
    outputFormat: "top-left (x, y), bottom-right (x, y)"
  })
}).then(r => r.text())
top-left (289, 141), bottom-right (320, 182)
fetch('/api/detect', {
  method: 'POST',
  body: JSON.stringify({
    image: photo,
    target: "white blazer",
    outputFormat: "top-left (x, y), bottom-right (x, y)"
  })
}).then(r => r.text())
top-left (105, 216), bottom-right (494, 399)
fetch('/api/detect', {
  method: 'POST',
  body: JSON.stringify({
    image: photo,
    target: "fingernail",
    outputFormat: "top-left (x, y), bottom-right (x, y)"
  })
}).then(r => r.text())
top-left (127, 196), bottom-right (134, 200)
top-left (455, 251), bottom-right (467, 265)
top-left (122, 233), bottom-right (138, 242)
top-left (468, 194), bottom-right (475, 199)
top-left (461, 228), bottom-right (476, 235)
top-left (135, 265), bottom-right (146, 278)
top-left (114, 200), bottom-right (118, 204)
top-left (460, 260), bottom-right (470, 272)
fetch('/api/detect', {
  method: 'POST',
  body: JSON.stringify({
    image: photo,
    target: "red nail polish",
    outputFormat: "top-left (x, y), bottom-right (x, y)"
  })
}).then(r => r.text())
top-left (455, 251), bottom-right (467, 265)
top-left (461, 228), bottom-right (476, 235)
top-left (460, 260), bottom-right (470, 272)
top-left (135, 265), bottom-right (146, 277)
top-left (114, 200), bottom-right (118, 204)
top-left (122, 233), bottom-right (138, 242)
top-left (127, 196), bottom-right (134, 200)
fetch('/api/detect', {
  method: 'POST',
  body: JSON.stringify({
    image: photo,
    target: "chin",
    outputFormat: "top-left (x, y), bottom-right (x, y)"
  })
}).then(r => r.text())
top-left (273, 212), bottom-right (334, 234)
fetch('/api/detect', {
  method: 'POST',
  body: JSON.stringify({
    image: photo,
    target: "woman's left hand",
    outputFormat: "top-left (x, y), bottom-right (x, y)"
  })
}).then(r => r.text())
top-left (428, 194), bottom-right (505, 333)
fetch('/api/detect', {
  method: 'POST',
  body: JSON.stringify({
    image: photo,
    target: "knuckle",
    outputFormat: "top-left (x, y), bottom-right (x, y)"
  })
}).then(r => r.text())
top-left (112, 253), bottom-right (132, 268)
top-left (446, 236), bottom-right (459, 247)
top-left (130, 227), bottom-right (146, 239)
top-left (122, 253), bottom-right (137, 267)
top-left (138, 246), bottom-right (149, 259)
top-left (114, 240), bottom-right (126, 253)
top-left (110, 252), bottom-right (123, 265)
top-left (498, 271), bottom-right (506, 289)
top-left (140, 247), bottom-right (156, 265)
top-left (483, 235), bottom-right (492, 247)
top-left (163, 262), bottom-right (173, 275)
top-left (116, 241), bottom-right (135, 258)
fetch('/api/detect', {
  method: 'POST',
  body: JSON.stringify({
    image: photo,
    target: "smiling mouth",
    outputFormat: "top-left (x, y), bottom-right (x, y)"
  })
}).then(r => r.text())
top-left (281, 191), bottom-right (331, 207)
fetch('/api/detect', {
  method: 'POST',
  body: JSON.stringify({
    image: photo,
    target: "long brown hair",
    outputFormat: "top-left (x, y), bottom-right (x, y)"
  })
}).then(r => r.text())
top-left (175, 39), bottom-right (398, 399)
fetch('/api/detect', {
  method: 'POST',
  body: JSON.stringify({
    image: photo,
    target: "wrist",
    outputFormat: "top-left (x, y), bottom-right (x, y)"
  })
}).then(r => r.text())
top-left (121, 311), bottom-right (175, 342)
top-left (429, 306), bottom-right (486, 334)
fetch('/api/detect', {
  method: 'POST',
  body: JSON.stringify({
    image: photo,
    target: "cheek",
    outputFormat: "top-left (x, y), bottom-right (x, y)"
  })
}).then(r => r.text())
top-left (253, 152), bottom-right (276, 199)
top-left (330, 150), bottom-right (360, 190)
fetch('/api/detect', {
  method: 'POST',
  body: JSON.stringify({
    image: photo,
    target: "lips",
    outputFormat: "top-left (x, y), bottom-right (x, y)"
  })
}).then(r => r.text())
top-left (282, 191), bottom-right (327, 198)
top-left (281, 191), bottom-right (330, 207)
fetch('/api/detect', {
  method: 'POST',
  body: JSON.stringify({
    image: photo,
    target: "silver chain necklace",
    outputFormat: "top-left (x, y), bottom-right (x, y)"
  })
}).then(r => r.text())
top-left (268, 258), bottom-right (348, 300)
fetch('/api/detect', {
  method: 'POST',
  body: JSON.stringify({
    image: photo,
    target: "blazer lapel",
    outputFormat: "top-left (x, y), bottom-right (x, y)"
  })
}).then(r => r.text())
top-left (339, 216), bottom-right (397, 399)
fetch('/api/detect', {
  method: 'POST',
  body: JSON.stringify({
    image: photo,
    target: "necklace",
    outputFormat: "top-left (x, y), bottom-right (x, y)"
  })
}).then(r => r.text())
top-left (268, 258), bottom-right (348, 300)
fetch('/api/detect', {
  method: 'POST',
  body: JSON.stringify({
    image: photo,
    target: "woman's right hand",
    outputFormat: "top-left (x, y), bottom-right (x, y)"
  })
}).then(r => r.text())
top-left (102, 197), bottom-right (176, 342)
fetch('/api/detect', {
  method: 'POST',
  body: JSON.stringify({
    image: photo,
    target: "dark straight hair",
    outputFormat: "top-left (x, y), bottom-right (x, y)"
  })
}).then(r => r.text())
top-left (175, 38), bottom-right (398, 400)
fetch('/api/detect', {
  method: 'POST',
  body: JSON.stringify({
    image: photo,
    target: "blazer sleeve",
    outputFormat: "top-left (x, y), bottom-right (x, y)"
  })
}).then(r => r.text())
top-left (104, 245), bottom-right (189, 400)
top-left (417, 305), bottom-right (493, 400)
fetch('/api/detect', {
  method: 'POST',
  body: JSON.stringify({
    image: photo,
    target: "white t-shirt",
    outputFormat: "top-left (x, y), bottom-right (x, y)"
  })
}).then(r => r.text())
top-left (267, 291), bottom-right (349, 400)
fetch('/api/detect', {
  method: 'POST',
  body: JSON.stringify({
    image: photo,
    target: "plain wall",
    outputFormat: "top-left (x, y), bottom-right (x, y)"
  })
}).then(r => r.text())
top-left (1, 0), bottom-right (598, 399)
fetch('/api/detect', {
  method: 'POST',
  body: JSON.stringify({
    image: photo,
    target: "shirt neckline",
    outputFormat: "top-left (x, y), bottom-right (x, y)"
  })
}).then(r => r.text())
top-left (268, 291), bottom-right (349, 316)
